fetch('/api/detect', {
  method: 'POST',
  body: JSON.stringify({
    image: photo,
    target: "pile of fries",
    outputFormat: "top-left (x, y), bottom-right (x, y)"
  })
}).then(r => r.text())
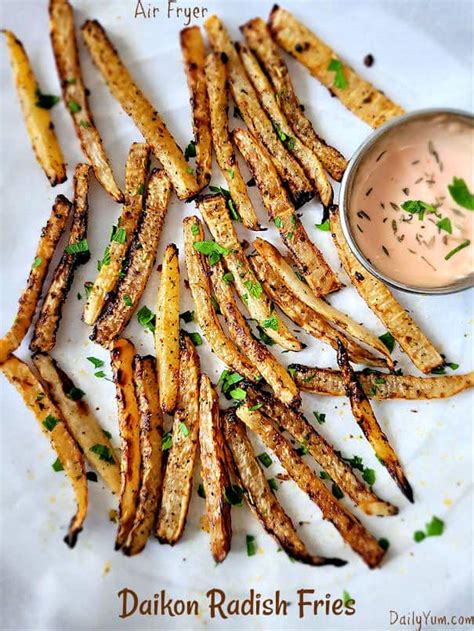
top-left (1, 1), bottom-right (473, 568)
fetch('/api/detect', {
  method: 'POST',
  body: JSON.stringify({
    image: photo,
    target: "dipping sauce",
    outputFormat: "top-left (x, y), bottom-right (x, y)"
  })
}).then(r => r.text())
top-left (348, 113), bottom-right (474, 289)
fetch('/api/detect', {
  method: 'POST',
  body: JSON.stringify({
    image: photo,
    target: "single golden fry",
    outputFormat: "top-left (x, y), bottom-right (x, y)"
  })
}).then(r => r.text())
top-left (0, 195), bottom-right (71, 365)
top-left (32, 352), bottom-right (120, 494)
top-left (199, 375), bottom-right (232, 563)
top-left (241, 17), bottom-right (347, 181)
top-left (31, 164), bottom-right (91, 353)
top-left (49, 0), bottom-right (122, 201)
top-left (123, 356), bottom-right (163, 556)
top-left (110, 338), bottom-right (141, 550)
top-left (268, 6), bottom-right (404, 128)
top-left (3, 30), bottom-right (66, 186)
top-left (180, 26), bottom-right (212, 188)
top-left (233, 128), bottom-right (340, 295)
top-left (81, 19), bottom-right (201, 200)
top-left (83, 143), bottom-right (150, 326)
top-left (156, 333), bottom-right (201, 544)
top-left (204, 52), bottom-right (260, 230)
top-left (1, 354), bottom-right (87, 547)
top-left (330, 207), bottom-right (443, 373)
top-left (155, 244), bottom-right (180, 414)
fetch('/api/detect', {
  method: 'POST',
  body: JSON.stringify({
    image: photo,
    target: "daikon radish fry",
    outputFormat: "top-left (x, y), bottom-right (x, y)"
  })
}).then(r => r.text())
top-left (251, 252), bottom-right (386, 367)
top-left (240, 17), bottom-right (347, 181)
top-left (290, 364), bottom-right (474, 400)
top-left (232, 128), bottom-right (340, 296)
top-left (223, 411), bottom-right (346, 566)
top-left (183, 216), bottom-right (260, 380)
top-left (253, 238), bottom-right (393, 367)
top-left (204, 52), bottom-right (260, 230)
top-left (0, 195), bottom-right (71, 365)
top-left (110, 338), bottom-right (141, 550)
top-left (237, 42), bottom-right (333, 207)
top-left (1, 355), bottom-right (87, 547)
top-left (196, 194), bottom-right (302, 351)
top-left (32, 352), bottom-right (120, 494)
top-left (336, 339), bottom-right (414, 503)
top-left (49, 0), bottom-right (122, 202)
top-left (209, 259), bottom-right (300, 407)
top-left (81, 19), bottom-right (201, 200)
top-left (268, 6), bottom-right (404, 128)
top-left (204, 15), bottom-right (313, 208)
top-left (199, 375), bottom-right (232, 563)
top-left (3, 30), bottom-right (66, 186)
top-left (123, 356), bottom-right (163, 556)
top-left (236, 404), bottom-right (385, 568)
top-left (155, 243), bottom-right (180, 414)
top-left (30, 164), bottom-right (91, 353)
top-left (180, 26), bottom-right (212, 188)
top-left (91, 170), bottom-right (171, 347)
top-left (83, 142), bottom-right (150, 326)
top-left (245, 386), bottom-right (397, 517)
top-left (329, 206), bottom-right (443, 373)
top-left (156, 333), bottom-right (201, 544)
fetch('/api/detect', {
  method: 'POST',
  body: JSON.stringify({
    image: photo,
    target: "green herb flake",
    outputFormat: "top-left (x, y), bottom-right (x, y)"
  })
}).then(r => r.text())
top-left (79, 119), bottom-right (91, 128)
top-left (90, 443), bottom-right (115, 463)
top-left (137, 306), bottom-right (156, 332)
top-left (268, 478), bottom-right (278, 492)
top-left (248, 403), bottom-right (263, 411)
top-left (66, 386), bottom-right (85, 401)
top-left (180, 310), bottom-right (195, 323)
top-left (35, 392), bottom-right (45, 402)
top-left (332, 483), bottom-right (344, 499)
top-left (87, 356), bottom-right (104, 369)
top-left (378, 537), bottom-right (390, 551)
top-left (35, 90), bottom-right (60, 110)
top-left (445, 239), bottom-right (470, 261)
top-left (191, 223), bottom-right (199, 236)
top-left (65, 239), bottom-right (89, 255)
top-left (222, 272), bottom-right (234, 285)
top-left (193, 240), bottom-right (230, 266)
top-left (342, 591), bottom-right (352, 606)
top-left (32, 256), bottom-right (42, 269)
top-left (186, 166), bottom-right (194, 175)
top-left (52, 457), bottom-right (64, 472)
top-left (137, 183), bottom-right (145, 195)
top-left (315, 219), bottom-right (330, 231)
top-left (227, 168), bottom-right (235, 179)
top-left (257, 452), bottom-right (272, 468)
top-left (448, 177), bottom-right (474, 210)
top-left (313, 411), bottom-right (326, 425)
top-left (97, 246), bottom-right (111, 271)
top-left (246, 534), bottom-right (256, 557)
top-left (257, 325), bottom-right (275, 345)
top-left (274, 217), bottom-right (283, 228)
top-left (244, 279), bottom-right (263, 298)
top-left (400, 199), bottom-right (436, 220)
top-left (224, 484), bottom-right (244, 506)
top-left (179, 422), bottom-right (190, 438)
top-left (262, 315), bottom-right (278, 330)
top-left (43, 414), bottom-right (59, 431)
top-left (327, 58), bottom-right (348, 89)
top-left (362, 468), bottom-right (376, 486)
top-left (184, 141), bottom-right (196, 161)
top-left (67, 99), bottom-right (82, 114)
top-left (111, 227), bottom-right (127, 244)
top-left (414, 530), bottom-right (426, 543)
top-left (162, 432), bottom-right (172, 451)
top-left (446, 362), bottom-right (459, 371)
top-left (229, 387), bottom-right (246, 401)
top-left (425, 515), bottom-right (444, 537)
top-left (378, 331), bottom-right (396, 353)
top-left (123, 295), bottom-right (132, 307)
top-left (188, 331), bottom-right (203, 347)
top-left (436, 217), bottom-right (452, 234)
top-left (103, 429), bottom-right (112, 439)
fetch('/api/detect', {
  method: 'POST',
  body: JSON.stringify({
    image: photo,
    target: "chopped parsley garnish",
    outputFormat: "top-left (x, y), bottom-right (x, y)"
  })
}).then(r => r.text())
top-left (268, 478), bottom-right (278, 492)
top-left (257, 452), bottom-right (272, 468)
top-left (445, 239), bottom-right (470, 260)
top-left (362, 468), bottom-right (376, 486)
top-left (137, 183), bottom-right (145, 195)
top-left (65, 239), bottom-right (89, 255)
top-left (193, 240), bottom-right (230, 265)
top-left (448, 177), bottom-right (474, 210)
top-left (342, 591), bottom-right (352, 606)
top-left (191, 223), bottom-right (199, 236)
top-left (327, 58), bottom-right (347, 89)
top-left (229, 387), bottom-right (246, 401)
top-left (186, 166), bottom-right (194, 175)
top-left (35, 89), bottom-right (60, 110)
top-left (378, 331), bottom-right (396, 353)
top-left (32, 256), bottom-right (42, 269)
top-left (256, 325), bottom-right (275, 346)
top-left (123, 295), bottom-right (132, 306)
top-left (296, 440), bottom-right (309, 456)
top-left (400, 199), bottom-right (436, 220)
top-left (137, 306), bottom-right (156, 332)
top-left (248, 402), bottom-right (263, 411)
top-left (378, 537), bottom-right (390, 551)
top-left (86, 471), bottom-right (98, 482)
top-left (246, 534), bottom-right (256, 557)
top-left (209, 185), bottom-right (240, 221)
top-left (446, 362), bottom-right (459, 371)
top-left (35, 392), bottom-right (45, 402)
top-left (179, 422), bottom-right (190, 438)
top-left (274, 217), bottom-right (283, 228)
top-left (221, 273), bottom-right (234, 287)
top-left (52, 457), bottom-right (64, 472)
top-left (224, 484), bottom-right (244, 506)
top-left (111, 227), bottom-right (127, 244)
top-left (162, 432), bottom-right (172, 451)
top-left (227, 168), bottom-right (235, 179)
top-left (66, 386), bottom-right (85, 401)
top-left (436, 217), bottom-right (452, 234)
top-left (184, 140), bottom-right (196, 161)
top-left (79, 120), bottom-right (91, 128)
top-left (43, 414), bottom-right (59, 431)
top-left (331, 483), bottom-right (344, 499)
top-left (414, 515), bottom-right (444, 543)
top-left (262, 315), bottom-right (278, 330)
top-left (313, 411), bottom-right (326, 425)
top-left (315, 220), bottom-right (330, 231)
top-left (272, 121), bottom-right (295, 148)
top-left (210, 295), bottom-right (221, 314)
top-left (197, 483), bottom-right (206, 498)
top-left (103, 429), bottom-right (112, 439)
top-left (180, 310), bottom-right (195, 323)
top-left (218, 371), bottom-right (243, 396)
top-left (87, 356), bottom-right (104, 369)
top-left (97, 246), bottom-right (110, 270)
top-left (188, 331), bottom-right (203, 346)
top-left (244, 279), bottom-right (263, 298)
top-left (67, 99), bottom-right (82, 114)
top-left (90, 443), bottom-right (115, 463)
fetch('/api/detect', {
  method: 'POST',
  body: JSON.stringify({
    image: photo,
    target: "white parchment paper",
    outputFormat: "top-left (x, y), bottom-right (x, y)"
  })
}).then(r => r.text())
top-left (0, 1), bottom-right (473, 629)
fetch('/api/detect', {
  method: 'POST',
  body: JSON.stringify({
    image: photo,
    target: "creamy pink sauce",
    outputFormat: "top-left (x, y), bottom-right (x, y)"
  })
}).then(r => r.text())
top-left (349, 114), bottom-right (474, 288)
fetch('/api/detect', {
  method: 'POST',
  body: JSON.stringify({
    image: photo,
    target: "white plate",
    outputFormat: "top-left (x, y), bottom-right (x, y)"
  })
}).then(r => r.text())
top-left (1, 1), bottom-right (472, 629)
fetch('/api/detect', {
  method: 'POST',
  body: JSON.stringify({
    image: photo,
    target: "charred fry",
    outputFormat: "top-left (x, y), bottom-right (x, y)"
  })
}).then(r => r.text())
top-left (330, 206), bottom-right (443, 373)
top-left (81, 19), bottom-right (201, 200)
top-left (268, 6), bottom-right (404, 128)
top-left (0, 195), bottom-right (71, 365)
top-left (49, 0), bottom-right (122, 201)
top-left (156, 333), bottom-right (201, 544)
top-left (3, 30), bottom-right (66, 186)
top-left (1, 354), bottom-right (87, 547)
top-left (336, 339), bottom-right (414, 503)
top-left (199, 375), bottom-right (232, 562)
top-left (110, 338), bottom-right (141, 550)
top-left (123, 356), bottom-right (163, 556)
top-left (30, 164), bottom-right (91, 353)
top-left (241, 17), bottom-right (346, 181)
top-left (155, 244), bottom-right (180, 414)
top-left (233, 128), bottom-right (340, 295)
top-left (204, 52), bottom-right (260, 230)
top-left (92, 169), bottom-right (171, 347)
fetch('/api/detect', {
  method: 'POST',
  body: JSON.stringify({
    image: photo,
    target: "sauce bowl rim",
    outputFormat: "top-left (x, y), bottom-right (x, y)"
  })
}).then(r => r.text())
top-left (338, 107), bottom-right (474, 296)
